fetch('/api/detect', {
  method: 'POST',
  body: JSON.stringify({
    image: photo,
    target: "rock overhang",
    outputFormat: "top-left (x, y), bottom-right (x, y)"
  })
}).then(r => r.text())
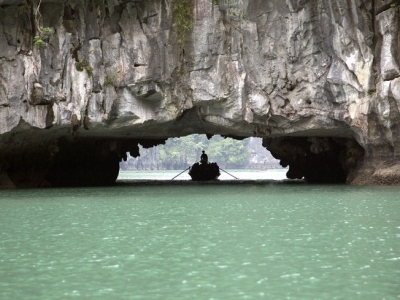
top-left (0, 0), bottom-right (400, 187)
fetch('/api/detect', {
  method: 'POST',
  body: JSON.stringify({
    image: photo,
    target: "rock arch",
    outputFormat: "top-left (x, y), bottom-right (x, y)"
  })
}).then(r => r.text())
top-left (0, 0), bottom-right (399, 187)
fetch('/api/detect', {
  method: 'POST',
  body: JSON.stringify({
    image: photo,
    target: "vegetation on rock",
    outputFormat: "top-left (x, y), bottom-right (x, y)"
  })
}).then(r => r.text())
top-left (33, 35), bottom-right (46, 48)
top-left (33, 27), bottom-right (53, 48)
top-left (75, 61), bottom-right (93, 77)
top-left (33, 0), bottom-right (53, 48)
top-left (173, 0), bottom-right (194, 45)
top-left (105, 70), bottom-right (121, 86)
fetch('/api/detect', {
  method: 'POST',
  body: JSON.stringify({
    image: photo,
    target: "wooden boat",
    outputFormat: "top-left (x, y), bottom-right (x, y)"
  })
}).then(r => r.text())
top-left (189, 162), bottom-right (220, 181)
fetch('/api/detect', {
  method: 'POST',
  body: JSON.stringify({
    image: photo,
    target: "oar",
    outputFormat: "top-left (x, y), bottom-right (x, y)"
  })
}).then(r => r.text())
top-left (171, 167), bottom-right (190, 180)
top-left (219, 167), bottom-right (239, 179)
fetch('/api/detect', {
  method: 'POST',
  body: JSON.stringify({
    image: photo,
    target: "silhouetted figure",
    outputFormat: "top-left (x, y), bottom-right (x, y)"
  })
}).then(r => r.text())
top-left (200, 150), bottom-right (208, 165)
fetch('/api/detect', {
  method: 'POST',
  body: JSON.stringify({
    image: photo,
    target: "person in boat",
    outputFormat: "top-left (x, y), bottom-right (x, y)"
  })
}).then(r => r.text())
top-left (200, 150), bottom-right (208, 165)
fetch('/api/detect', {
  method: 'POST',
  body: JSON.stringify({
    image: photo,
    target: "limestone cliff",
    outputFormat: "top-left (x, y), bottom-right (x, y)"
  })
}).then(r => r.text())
top-left (0, 0), bottom-right (399, 187)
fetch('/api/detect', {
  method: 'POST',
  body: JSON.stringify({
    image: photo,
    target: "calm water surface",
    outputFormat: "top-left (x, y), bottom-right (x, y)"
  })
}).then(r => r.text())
top-left (1, 173), bottom-right (399, 299)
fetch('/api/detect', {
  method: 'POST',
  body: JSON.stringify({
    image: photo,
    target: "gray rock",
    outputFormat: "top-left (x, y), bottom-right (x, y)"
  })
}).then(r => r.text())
top-left (0, 0), bottom-right (400, 187)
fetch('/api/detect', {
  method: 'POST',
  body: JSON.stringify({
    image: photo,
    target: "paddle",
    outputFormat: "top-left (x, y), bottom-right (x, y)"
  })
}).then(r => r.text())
top-left (219, 167), bottom-right (239, 179)
top-left (171, 166), bottom-right (191, 180)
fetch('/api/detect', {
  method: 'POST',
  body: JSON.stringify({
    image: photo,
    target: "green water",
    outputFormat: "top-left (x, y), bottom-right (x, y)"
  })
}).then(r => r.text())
top-left (1, 182), bottom-right (399, 299)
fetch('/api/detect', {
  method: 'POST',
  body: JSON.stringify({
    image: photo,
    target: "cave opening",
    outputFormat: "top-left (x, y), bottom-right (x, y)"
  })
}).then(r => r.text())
top-left (118, 134), bottom-right (285, 181)
top-left (0, 131), bottom-right (365, 188)
top-left (116, 135), bottom-right (365, 184)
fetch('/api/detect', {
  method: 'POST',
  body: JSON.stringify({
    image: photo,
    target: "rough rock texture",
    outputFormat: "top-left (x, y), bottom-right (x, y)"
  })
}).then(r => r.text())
top-left (0, 0), bottom-right (399, 187)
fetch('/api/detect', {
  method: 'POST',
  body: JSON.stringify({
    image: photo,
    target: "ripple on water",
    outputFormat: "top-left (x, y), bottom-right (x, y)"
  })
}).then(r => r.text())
top-left (1, 184), bottom-right (400, 299)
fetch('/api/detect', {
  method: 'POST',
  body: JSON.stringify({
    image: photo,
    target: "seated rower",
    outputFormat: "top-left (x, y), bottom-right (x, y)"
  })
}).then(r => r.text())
top-left (200, 150), bottom-right (208, 165)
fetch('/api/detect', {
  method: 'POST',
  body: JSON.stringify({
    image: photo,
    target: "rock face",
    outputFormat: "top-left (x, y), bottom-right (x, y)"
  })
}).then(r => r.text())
top-left (0, 0), bottom-right (399, 187)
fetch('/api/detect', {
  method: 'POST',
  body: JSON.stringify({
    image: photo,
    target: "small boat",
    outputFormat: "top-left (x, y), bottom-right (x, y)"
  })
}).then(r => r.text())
top-left (189, 162), bottom-right (221, 181)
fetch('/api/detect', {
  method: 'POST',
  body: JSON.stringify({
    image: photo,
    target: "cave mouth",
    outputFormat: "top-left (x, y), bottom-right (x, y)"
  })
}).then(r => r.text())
top-left (118, 135), bottom-right (282, 174)
top-left (0, 132), bottom-right (365, 188)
